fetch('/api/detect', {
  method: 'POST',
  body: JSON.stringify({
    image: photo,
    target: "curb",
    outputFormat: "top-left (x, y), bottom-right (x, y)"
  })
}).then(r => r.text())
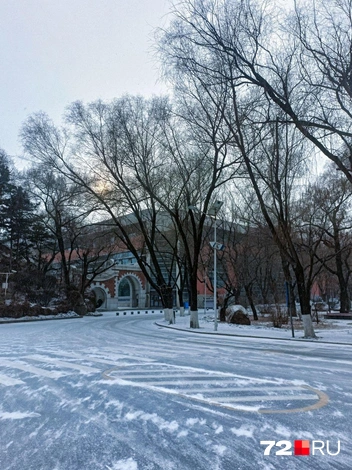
top-left (116, 309), bottom-right (164, 316)
top-left (154, 321), bottom-right (352, 346)
top-left (0, 315), bottom-right (83, 325)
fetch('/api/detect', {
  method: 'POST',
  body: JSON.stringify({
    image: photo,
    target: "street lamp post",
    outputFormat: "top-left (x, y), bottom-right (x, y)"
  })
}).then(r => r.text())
top-left (208, 201), bottom-right (224, 331)
top-left (213, 215), bottom-right (218, 330)
top-left (189, 200), bottom-right (223, 331)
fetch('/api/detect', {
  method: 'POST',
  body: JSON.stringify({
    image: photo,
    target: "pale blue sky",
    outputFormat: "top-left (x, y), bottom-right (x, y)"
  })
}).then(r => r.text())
top-left (0, 0), bottom-right (170, 167)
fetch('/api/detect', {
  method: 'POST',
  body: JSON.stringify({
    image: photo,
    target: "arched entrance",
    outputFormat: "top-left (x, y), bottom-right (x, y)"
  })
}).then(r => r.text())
top-left (92, 287), bottom-right (108, 309)
top-left (118, 275), bottom-right (141, 308)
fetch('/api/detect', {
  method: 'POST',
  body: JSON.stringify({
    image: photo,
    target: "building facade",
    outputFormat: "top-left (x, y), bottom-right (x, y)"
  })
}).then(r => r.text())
top-left (90, 251), bottom-right (148, 310)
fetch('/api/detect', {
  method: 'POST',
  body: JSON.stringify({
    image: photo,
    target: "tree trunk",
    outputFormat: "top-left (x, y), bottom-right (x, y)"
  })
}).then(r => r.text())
top-left (179, 306), bottom-right (185, 317)
top-left (160, 285), bottom-right (173, 321)
top-left (219, 294), bottom-right (231, 322)
top-left (166, 308), bottom-right (175, 324)
top-left (297, 286), bottom-right (317, 338)
top-left (302, 314), bottom-right (316, 339)
top-left (177, 288), bottom-right (184, 312)
top-left (292, 261), bottom-right (316, 338)
top-left (189, 273), bottom-right (199, 328)
top-left (340, 286), bottom-right (350, 314)
top-left (190, 310), bottom-right (199, 328)
top-left (55, 219), bottom-right (71, 291)
top-left (219, 306), bottom-right (226, 322)
top-left (244, 285), bottom-right (258, 320)
top-left (336, 261), bottom-right (350, 313)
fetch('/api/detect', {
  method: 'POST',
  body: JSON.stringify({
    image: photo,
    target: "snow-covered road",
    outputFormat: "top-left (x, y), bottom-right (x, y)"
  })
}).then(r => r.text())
top-left (0, 312), bottom-right (351, 469)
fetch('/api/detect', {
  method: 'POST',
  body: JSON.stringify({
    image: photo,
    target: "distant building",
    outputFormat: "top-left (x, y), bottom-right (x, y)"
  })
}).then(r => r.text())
top-left (90, 251), bottom-right (148, 309)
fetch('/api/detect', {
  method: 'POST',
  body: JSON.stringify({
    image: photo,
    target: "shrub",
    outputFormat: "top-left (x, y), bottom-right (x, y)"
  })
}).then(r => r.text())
top-left (271, 305), bottom-right (288, 328)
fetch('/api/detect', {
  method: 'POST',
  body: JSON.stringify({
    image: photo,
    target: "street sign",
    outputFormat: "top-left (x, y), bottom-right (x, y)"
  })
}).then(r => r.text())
top-left (210, 241), bottom-right (225, 251)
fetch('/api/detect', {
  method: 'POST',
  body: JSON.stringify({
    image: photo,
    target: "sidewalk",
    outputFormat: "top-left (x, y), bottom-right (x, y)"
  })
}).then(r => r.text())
top-left (155, 311), bottom-right (352, 345)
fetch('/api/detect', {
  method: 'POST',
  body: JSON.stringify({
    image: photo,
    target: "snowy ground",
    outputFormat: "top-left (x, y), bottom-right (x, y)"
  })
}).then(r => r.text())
top-left (159, 310), bottom-right (352, 344)
top-left (0, 311), bottom-right (351, 469)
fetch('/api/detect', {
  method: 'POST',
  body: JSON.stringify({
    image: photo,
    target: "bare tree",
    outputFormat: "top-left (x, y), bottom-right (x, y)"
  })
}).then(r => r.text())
top-left (21, 98), bottom-right (184, 320)
top-left (24, 165), bottom-right (93, 293)
top-left (292, 0), bottom-right (352, 177)
top-left (161, 0), bottom-right (352, 179)
top-left (158, 26), bottom-right (244, 326)
top-left (159, 0), bottom-right (325, 336)
top-left (304, 166), bottom-right (352, 313)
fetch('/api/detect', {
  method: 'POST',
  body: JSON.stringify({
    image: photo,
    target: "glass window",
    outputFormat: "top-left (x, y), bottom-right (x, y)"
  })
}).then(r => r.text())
top-left (118, 278), bottom-right (130, 297)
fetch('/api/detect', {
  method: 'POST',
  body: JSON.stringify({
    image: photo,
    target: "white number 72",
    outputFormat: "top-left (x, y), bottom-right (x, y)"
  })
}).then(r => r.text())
top-left (260, 440), bottom-right (292, 456)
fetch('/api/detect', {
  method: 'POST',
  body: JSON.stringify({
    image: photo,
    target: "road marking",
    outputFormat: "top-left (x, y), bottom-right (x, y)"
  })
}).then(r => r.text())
top-left (102, 363), bottom-right (329, 414)
top-left (0, 373), bottom-right (25, 386)
top-left (113, 362), bottom-right (277, 381)
top-left (130, 379), bottom-right (271, 386)
top-left (46, 350), bottom-right (158, 368)
top-left (110, 369), bottom-right (180, 375)
top-left (259, 385), bottom-right (329, 414)
top-left (25, 355), bottom-right (101, 374)
top-left (0, 359), bottom-right (68, 379)
top-left (211, 394), bottom-right (318, 403)
top-left (117, 373), bottom-right (233, 380)
top-left (175, 386), bottom-right (309, 393)
top-left (87, 359), bottom-right (155, 367)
